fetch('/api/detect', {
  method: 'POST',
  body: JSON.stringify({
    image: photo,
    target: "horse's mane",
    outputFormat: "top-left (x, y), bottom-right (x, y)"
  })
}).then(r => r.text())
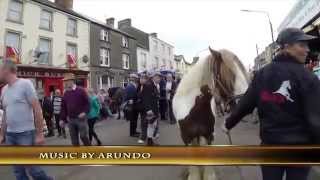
top-left (173, 48), bottom-right (249, 121)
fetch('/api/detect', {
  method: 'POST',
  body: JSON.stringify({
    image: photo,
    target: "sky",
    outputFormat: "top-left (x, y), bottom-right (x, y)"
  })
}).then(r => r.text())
top-left (72, 0), bottom-right (297, 69)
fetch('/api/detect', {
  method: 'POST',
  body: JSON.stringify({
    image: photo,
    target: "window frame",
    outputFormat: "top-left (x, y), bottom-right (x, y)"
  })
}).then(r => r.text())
top-left (66, 18), bottom-right (78, 37)
top-left (100, 29), bottom-right (109, 42)
top-left (100, 48), bottom-right (110, 67)
top-left (7, 0), bottom-right (24, 24)
top-left (4, 29), bottom-right (22, 62)
top-left (122, 53), bottom-right (130, 69)
top-left (37, 37), bottom-right (52, 65)
top-left (121, 36), bottom-right (129, 48)
top-left (39, 9), bottom-right (53, 31)
top-left (66, 42), bottom-right (78, 66)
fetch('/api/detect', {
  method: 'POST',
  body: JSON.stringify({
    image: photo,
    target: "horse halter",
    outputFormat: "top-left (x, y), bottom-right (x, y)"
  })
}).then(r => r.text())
top-left (211, 54), bottom-right (243, 106)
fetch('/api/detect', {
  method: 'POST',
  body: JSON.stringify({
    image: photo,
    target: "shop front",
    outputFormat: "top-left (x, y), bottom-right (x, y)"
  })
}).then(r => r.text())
top-left (17, 65), bottom-right (89, 96)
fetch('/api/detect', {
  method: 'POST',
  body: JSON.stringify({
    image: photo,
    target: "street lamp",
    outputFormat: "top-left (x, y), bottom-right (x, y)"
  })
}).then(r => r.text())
top-left (241, 9), bottom-right (275, 44)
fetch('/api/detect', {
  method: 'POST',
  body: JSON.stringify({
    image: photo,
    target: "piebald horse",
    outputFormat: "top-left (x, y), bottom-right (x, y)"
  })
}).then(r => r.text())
top-left (173, 47), bottom-right (249, 180)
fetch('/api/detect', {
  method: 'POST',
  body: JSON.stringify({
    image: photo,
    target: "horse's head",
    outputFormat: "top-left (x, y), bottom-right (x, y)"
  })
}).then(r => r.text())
top-left (208, 47), bottom-right (249, 109)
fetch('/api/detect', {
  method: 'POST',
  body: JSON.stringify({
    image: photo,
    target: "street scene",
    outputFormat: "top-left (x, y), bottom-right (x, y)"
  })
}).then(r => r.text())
top-left (1, 0), bottom-right (320, 180)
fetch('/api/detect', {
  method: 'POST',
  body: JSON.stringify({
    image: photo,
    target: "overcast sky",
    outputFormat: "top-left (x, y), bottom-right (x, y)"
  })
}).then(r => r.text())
top-left (73, 0), bottom-right (297, 69)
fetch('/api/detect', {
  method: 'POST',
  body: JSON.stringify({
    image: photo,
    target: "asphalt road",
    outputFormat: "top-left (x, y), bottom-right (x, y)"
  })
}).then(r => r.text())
top-left (0, 114), bottom-right (319, 180)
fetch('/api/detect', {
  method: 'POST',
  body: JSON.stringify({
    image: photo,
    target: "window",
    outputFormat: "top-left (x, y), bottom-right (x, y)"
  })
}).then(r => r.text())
top-left (153, 40), bottom-right (158, 51)
top-left (140, 52), bottom-right (147, 68)
top-left (154, 57), bottom-right (159, 68)
top-left (122, 54), bottom-right (130, 69)
top-left (168, 47), bottom-right (171, 56)
top-left (7, 0), bottom-right (23, 22)
top-left (122, 36), bottom-right (128, 47)
top-left (67, 43), bottom-right (77, 67)
top-left (5, 31), bottom-right (21, 63)
top-left (40, 10), bottom-right (52, 30)
top-left (100, 48), bottom-right (110, 66)
top-left (162, 44), bottom-right (165, 52)
top-left (38, 38), bottom-right (51, 64)
top-left (162, 59), bottom-right (166, 67)
top-left (67, 18), bottom-right (77, 36)
top-left (100, 29), bottom-right (109, 41)
top-left (99, 75), bottom-right (113, 89)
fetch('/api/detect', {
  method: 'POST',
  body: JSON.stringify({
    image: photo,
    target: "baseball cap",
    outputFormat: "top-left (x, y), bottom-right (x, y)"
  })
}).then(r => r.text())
top-left (276, 28), bottom-right (317, 46)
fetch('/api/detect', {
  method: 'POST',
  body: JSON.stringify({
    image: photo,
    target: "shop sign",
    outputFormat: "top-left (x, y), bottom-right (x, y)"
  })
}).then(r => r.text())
top-left (278, 0), bottom-right (320, 31)
top-left (18, 71), bottom-right (64, 78)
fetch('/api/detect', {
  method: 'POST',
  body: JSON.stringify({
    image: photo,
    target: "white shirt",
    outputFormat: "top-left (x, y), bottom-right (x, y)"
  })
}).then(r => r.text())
top-left (166, 81), bottom-right (173, 100)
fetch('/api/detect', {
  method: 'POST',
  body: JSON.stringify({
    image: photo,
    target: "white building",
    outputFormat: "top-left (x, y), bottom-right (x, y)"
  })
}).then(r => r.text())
top-left (0, 0), bottom-right (91, 95)
top-left (137, 46), bottom-right (150, 72)
top-left (148, 33), bottom-right (175, 71)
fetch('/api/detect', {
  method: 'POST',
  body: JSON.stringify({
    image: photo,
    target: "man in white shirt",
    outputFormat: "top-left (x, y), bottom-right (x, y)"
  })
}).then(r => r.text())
top-left (165, 74), bottom-right (177, 124)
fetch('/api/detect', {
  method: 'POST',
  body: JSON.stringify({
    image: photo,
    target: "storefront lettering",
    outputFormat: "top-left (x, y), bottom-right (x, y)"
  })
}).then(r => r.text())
top-left (18, 71), bottom-right (64, 78)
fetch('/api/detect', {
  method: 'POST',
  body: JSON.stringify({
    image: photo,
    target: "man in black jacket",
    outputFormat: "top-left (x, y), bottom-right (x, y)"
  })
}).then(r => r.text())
top-left (144, 72), bottom-right (161, 146)
top-left (222, 28), bottom-right (320, 180)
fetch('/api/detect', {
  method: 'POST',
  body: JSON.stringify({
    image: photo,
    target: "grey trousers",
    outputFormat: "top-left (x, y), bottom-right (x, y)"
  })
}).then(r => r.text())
top-left (68, 118), bottom-right (91, 146)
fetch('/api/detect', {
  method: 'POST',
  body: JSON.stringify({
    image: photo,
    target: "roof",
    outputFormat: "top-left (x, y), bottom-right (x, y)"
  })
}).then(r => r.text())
top-left (174, 55), bottom-right (184, 62)
top-left (31, 0), bottom-right (135, 39)
top-left (86, 17), bottom-right (136, 39)
top-left (31, 0), bottom-right (89, 21)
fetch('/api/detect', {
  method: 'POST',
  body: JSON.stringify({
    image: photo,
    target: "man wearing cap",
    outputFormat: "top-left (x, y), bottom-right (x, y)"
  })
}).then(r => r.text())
top-left (221, 28), bottom-right (320, 180)
top-left (124, 73), bottom-right (140, 137)
top-left (60, 73), bottom-right (90, 146)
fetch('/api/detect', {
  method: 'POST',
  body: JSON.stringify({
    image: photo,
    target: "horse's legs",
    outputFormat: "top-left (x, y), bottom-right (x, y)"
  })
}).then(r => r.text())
top-left (206, 134), bottom-right (214, 145)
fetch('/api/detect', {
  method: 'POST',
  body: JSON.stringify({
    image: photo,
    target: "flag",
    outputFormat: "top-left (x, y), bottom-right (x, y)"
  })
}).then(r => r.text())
top-left (67, 54), bottom-right (77, 68)
top-left (6, 46), bottom-right (20, 64)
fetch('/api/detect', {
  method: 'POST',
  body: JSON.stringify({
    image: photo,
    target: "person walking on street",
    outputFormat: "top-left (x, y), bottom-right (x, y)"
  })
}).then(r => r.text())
top-left (124, 73), bottom-right (140, 137)
top-left (53, 89), bottom-right (66, 138)
top-left (159, 77), bottom-right (167, 121)
top-left (87, 89), bottom-right (102, 146)
top-left (42, 92), bottom-right (54, 137)
top-left (60, 73), bottom-right (91, 146)
top-left (222, 28), bottom-right (320, 180)
top-left (165, 73), bottom-right (177, 124)
top-left (136, 74), bottom-right (149, 144)
top-left (0, 60), bottom-right (53, 180)
top-left (144, 72), bottom-right (161, 146)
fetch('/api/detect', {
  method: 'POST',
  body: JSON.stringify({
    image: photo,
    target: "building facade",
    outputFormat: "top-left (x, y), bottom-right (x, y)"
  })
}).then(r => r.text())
top-left (148, 33), bottom-right (175, 71)
top-left (0, 0), bottom-right (90, 96)
top-left (89, 18), bottom-right (137, 90)
top-left (118, 19), bottom-right (150, 73)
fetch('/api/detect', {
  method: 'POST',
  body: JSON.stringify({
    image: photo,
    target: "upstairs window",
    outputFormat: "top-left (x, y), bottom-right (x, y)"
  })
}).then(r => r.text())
top-left (7, 0), bottom-right (23, 23)
top-left (38, 38), bottom-right (51, 64)
top-left (122, 36), bottom-right (128, 48)
top-left (67, 18), bottom-right (77, 36)
top-left (100, 48), bottom-right (110, 67)
top-left (40, 10), bottom-right (53, 30)
top-left (122, 54), bottom-right (130, 69)
top-left (100, 29), bottom-right (109, 41)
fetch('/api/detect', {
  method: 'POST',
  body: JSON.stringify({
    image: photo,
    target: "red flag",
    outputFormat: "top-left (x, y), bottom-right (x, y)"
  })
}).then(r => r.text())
top-left (67, 54), bottom-right (77, 68)
top-left (6, 46), bottom-right (20, 64)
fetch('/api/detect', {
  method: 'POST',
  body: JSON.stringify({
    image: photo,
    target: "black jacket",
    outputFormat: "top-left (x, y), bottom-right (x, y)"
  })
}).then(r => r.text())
top-left (139, 81), bottom-right (160, 116)
top-left (225, 53), bottom-right (320, 144)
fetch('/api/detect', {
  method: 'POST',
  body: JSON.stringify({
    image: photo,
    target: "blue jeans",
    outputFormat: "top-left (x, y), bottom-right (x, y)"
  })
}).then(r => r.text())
top-left (6, 130), bottom-right (52, 180)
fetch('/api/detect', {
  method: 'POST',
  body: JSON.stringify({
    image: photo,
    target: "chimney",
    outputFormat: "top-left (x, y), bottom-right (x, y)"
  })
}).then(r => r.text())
top-left (54, 0), bottom-right (73, 9)
top-left (118, 19), bottom-right (132, 29)
top-left (150, 33), bottom-right (157, 38)
top-left (106, 18), bottom-right (115, 28)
